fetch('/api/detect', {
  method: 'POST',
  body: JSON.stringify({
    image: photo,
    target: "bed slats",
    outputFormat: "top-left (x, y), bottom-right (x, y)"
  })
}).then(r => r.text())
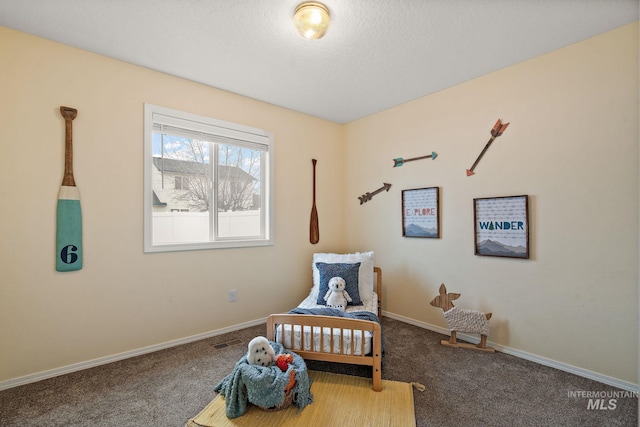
top-left (265, 266), bottom-right (383, 392)
top-left (266, 314), bottom-right (382, 391)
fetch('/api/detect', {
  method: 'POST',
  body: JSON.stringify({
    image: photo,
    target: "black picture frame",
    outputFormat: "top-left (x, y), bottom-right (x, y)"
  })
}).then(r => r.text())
top-left (402, 187), bottom-right (440, 238)
top-left (474, 195), bottom-right (529, 258)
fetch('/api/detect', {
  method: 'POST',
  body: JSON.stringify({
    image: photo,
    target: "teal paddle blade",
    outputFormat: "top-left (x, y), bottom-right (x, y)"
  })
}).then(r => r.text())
top-left (56, 198), bottom-right (83, 271)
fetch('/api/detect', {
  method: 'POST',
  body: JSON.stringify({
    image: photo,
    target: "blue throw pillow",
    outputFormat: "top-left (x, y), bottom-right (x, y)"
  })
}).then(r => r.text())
top-left (315, 262), bottom-right (362, 306)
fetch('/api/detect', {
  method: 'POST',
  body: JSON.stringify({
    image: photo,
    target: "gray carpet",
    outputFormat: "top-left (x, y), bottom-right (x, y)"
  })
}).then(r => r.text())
top-left (0, 317), bottom-right (636, 426)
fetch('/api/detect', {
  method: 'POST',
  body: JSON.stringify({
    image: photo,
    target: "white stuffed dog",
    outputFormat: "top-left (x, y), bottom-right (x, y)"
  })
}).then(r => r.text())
top-left (323, 276), bottom-right (352, 311)
top-left (246, 336), bottom-right (276, 366)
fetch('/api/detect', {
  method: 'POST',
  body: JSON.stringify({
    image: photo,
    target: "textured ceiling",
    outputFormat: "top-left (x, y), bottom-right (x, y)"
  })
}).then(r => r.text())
top-left (0, 0), bottom-right (637, 123)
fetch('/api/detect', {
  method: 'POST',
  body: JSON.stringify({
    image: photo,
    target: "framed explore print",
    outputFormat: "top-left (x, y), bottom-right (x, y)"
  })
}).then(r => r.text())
top-left (474, 195), bottom-right (529, 258)
top-left (402, 187), bottom-right (440, 238)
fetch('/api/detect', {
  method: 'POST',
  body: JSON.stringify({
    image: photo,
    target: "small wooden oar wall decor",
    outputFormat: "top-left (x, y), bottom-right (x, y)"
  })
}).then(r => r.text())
top-left (309, 159), bottom-right (319, 244)
top-left (358, 183), bottom-right (392, 205)
top-left (393, 151), bottom-right (437, 167)
top-left (466, 119), bottom-right (510, 176)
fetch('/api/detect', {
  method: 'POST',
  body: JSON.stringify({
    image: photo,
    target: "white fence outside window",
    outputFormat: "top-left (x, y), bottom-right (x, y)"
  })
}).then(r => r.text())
top-left (152, 211), bottom-right (261, 243)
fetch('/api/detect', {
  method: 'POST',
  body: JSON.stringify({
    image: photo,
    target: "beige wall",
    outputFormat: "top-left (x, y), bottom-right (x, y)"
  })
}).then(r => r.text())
top-left (0, 26), bottom-right (345, 383)
top-left (344, 22), bottom-right (638, 385)
top-left (0, 22), bottom-right (638, 388)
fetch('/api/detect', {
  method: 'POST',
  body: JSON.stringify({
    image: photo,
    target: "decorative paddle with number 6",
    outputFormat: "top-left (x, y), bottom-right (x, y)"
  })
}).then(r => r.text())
top-left (56, 106), bottom-right (83, 271)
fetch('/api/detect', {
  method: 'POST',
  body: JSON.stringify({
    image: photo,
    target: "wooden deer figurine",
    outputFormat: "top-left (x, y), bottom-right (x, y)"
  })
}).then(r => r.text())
top-left (429, 283), bottom-right (495, 352)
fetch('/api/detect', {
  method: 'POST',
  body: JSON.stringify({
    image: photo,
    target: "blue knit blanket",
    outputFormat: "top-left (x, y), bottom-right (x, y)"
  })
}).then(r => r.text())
top-left (213, 341), bottom-right (313, 419)
top-left (287, 307), bottom-right (384, 354)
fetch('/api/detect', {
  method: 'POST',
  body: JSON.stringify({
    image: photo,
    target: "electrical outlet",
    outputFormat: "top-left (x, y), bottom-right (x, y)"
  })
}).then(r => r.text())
top-left (229, 290), bottom-right (237, 302)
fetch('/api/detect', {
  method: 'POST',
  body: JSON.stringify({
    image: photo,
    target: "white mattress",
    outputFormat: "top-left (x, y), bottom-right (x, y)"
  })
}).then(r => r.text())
top-left (275, 292), bottom-right (378, 356)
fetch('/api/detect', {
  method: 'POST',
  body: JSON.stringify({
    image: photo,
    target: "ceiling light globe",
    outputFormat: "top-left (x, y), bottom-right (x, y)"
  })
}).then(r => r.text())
top-left (294, 2), bottom-right (330, 40)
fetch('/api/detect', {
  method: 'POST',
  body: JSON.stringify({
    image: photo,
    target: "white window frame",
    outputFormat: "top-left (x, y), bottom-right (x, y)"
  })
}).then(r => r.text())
top-left (143, 103), bottom-right (274, 252)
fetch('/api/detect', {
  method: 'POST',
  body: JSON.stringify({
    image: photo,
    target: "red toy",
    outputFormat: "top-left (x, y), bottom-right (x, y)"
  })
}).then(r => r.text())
top-left (276, 353), bottom-right (294, 372)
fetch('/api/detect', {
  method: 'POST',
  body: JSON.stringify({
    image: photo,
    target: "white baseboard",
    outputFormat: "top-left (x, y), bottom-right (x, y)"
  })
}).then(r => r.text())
top-left (2, 313), bottom-right (638, 394)
top-left (382, 310), bottom-right (639, 393)
top-left (0, 317), bottom-right (267, 392)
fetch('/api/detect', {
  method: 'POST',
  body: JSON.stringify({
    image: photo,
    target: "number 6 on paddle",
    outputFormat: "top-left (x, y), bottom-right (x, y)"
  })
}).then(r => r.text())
top-left (56, 106), bottom-right (83, 271)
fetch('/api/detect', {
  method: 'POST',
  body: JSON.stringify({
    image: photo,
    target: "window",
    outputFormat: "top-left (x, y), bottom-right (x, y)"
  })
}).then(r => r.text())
top-left (174, 175), bottom-right (190, 191)
top-left (144, 104), bottom-right (273, 252)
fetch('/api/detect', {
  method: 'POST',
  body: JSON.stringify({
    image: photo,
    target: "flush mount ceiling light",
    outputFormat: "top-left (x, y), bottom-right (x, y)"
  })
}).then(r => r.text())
top-left (293, 2), bottom-right (330, 40)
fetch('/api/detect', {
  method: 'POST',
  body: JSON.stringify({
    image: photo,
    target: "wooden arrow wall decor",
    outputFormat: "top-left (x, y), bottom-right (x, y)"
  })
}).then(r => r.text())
top-left (393, 151), bottom-right (437, 167)
top-left (466, 119), bottom-right (510, 176)
top-left (358, 183), bottom-right (392, 204)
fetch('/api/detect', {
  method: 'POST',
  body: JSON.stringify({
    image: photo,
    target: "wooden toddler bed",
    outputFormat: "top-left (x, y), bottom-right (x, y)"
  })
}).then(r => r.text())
top-left (266, 266), bottom-right (383, 391)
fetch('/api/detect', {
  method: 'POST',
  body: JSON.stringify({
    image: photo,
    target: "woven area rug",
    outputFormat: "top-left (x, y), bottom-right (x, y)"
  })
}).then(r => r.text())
top-left (186, 370), bottom-right (416, 427)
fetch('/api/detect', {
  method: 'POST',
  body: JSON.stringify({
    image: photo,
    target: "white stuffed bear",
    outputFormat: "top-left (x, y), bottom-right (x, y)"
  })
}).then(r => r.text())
top-left (246, 336), bottom-right (275, 366)
top-left (323, 276), bottom-right (352, 311)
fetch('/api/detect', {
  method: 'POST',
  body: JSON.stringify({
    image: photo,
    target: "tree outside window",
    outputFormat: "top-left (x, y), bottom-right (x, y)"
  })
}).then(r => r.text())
top-left (144, 104), bottom-right (273, 252)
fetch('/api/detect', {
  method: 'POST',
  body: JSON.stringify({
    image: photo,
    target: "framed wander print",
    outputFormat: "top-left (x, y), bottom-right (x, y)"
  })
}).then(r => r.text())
top-left (474, 195), bottom-right (529, 258)
top-left (402, 187), bottom-right (440, 238)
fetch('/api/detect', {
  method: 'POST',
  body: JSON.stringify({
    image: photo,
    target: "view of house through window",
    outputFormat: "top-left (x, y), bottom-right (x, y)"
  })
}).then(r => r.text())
top-left (144, 104), bottom-right (273, 252)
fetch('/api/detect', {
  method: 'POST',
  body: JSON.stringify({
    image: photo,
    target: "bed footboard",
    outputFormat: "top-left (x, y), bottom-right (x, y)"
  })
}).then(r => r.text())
top-left (266, 314), bottom-right (382, 392)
